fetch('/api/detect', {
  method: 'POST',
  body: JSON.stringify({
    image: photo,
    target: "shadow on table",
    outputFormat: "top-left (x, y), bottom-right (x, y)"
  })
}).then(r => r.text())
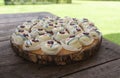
top-left (103, 33), bottom-right (120, 45)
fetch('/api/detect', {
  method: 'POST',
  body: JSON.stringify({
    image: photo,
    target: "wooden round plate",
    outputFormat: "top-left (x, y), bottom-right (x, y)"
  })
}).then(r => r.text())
top-left (10, 37), bottom-right (102, 65)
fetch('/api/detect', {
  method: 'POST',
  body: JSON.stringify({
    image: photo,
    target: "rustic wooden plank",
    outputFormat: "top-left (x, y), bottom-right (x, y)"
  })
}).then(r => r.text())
top-left (0, 22), bottom-right (26, 40)
top-left (0, 12), bottom-right (53, 19)
top-left (0, 12), bottom-right (120, 78)
top-left (0, 39), bottom-right (120, 78)
top-left (0, 22), bottom-right (21, 31)
top-left (0, 13), bottom-right (49, 28)
top-left (0, 63), bottom-right (44, 78)
top-left (0, 41), bottom-right (25, 66)
top-left (102, 39), bottom-right (120, 55)
top-left (0, 12), bottom-right (54, 42)
top-left (0, 21), bottom-right (27, 42)
top-left (0, 16), bottom-right (38, 24)
top-left (0, 35), bottom-right (11, 42)
top-left (0, 72), bottom-right (22, 78)
top-left (0, 12), bottom-right (55, 24)
top-left (62, 59), bottom-right (120, 78)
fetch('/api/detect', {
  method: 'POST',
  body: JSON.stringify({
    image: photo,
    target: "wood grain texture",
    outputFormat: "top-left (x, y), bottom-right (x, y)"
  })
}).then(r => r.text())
top-left (0, 39), bottom-right (120, 78)
top-left (62, 59), bottom-right (120, 78)
top-left (0, 12), bottom-right (120, 78)
top-left (0, 41), bottom-right (25, 66)
top-left (102, 39), bottom-right (120, 55)
top-left (0, 12), bottom-right (54, 19)
top-left (0, 13), bottom-right (55, 24)
top-left (0, 12), bottom-right (55, 42)
top-left (10, 37), bottom-right (102, 65)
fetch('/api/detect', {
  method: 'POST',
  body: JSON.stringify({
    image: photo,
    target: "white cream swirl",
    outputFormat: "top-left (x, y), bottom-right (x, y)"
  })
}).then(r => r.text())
top-left (31, 19), bottom-right (39, 24)
top-left (61, 36), bottom-right (82, 51)
top-left (11, 33), bottom-right (24, 45)
top-left (43, 23), bottom-right (54, 32)
top-left (57, 18), bottom-right (66, 27)
top-left (35, 33), bottom-right (51, 42)
top-left (30, 28), bottom-right (46, 38)
top-left (69, 26), bottom-right (83, 35)
top-left (89, 30), bottom-right (101, 39)
top-left (23, 39), bottom-right (41, 51)
top-left (79, 34), bottom-right (94, 46)
top-left (17, 25), bottom-right (31, 31)
top-left (40, 40), bottom-right (62, 55)
top-left (82, 22), bottom-right (97, 32)
top-left (31, 21), bottom-right (44, 30)
top-left (53, 30), bottom-right (69, 41)
top-left (15, 29), bottom-right (31, 40)
top-left (52, 26), bottom-right (64, 34)
top-left (23, 21), bottom-right (33, 28)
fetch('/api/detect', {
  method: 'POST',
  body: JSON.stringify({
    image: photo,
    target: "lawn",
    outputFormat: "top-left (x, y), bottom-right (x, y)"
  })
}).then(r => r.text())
top-left (0, 0), bottom-right (120, 45)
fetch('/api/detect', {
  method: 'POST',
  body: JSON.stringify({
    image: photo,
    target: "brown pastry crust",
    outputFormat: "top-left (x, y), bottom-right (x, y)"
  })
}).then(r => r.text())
top-left (10, 37), bottom-right (102, 65)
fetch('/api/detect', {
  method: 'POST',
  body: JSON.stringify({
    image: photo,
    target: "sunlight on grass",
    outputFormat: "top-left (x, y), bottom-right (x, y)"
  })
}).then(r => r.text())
top-left (0, 0), bottom-right (120, 45)
top-left (0, 0), bottom-right (4, 5)
top-left (104, 33), bottom-right (120, 45)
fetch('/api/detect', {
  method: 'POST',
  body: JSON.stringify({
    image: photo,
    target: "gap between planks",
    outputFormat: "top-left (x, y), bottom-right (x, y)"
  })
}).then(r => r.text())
top-left (0, 39), bottom-right (120, 78)
top-left (60, 58), bottom-right (120, 78)
top-left (61, 59), bottom-right (120, 78)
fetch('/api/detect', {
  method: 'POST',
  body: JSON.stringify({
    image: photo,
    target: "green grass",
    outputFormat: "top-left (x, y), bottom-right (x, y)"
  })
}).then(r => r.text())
top-left (0, 0), bottom-right (4, 5)
top-left (0, 0), bottom-right (120, 45)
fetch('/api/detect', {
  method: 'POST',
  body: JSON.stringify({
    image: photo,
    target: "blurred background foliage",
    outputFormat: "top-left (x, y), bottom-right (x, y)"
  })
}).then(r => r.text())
top-left (1, 0), bottom-right (120, 5)
top-left (3, 0), bottom-right (71, 5)
top-left (0, 0), bottom-right (120, 45)
top-left (0, 0), bottom-right (120, 5)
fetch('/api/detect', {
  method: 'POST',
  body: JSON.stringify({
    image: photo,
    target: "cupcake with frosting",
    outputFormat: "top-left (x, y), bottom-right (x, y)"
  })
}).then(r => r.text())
top-left (64, 16), bottom-right (73, 24)
top-left (82, 22), bottom-right (97, 32)
top-left (35, 33), bottom-right (51, 42)
top-left (43, 23), bottom-right (55, 32)
top-left (11, 29), bottom-right (31, 48)
top-left (53, 30), bottom-right (69, 42)
top-left (52, 26), bottom-right (64, 34)
top-left (31, 19), bottom-right (40, 25)
top-left (57, 18), bottom-right (66, 27)
top-left (72, 18), bottom-right (80, 24)
top-left (60, 35), bottom-right (82, 53)
top-left (14, 29), bottom-right (31, 40)
top-left (31, 22), bottom-right (44, 31)
top-left (17, 25), bottom-right (31, 31)
top-left (78, 33), bottom-right (94, 46)
top-left (23, 21), bottom-right (33, 28)
top-left (11, 33), bottom-right (24, 45)
top-left (40, 40), bottom-right (62, 55)
top-left (30, 28), bottom-right (46, 38)
top-left (68, 26), bottom-right (83, 35)
top-left (23, 39), bottom-right (41, 51)
top-left (80, 18), bottom-right (90, 28)
top-left (89, 30), bottom-right (101, 40)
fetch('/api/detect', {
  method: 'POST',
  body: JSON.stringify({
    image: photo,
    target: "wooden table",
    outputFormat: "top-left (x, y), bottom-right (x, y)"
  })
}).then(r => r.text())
top-left (0, 12), bottom-right (120, 78)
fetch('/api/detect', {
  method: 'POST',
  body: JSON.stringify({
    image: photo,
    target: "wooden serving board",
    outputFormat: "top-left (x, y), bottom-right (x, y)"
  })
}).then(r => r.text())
top-left (0, 12), bottom-right (120, 78)
top-left (10, 37), bottom-right (102, 65)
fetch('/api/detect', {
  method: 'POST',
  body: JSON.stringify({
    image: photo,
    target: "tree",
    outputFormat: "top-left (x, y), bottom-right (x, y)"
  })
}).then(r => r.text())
top-left (32, 0), bottom-right (36, 4)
